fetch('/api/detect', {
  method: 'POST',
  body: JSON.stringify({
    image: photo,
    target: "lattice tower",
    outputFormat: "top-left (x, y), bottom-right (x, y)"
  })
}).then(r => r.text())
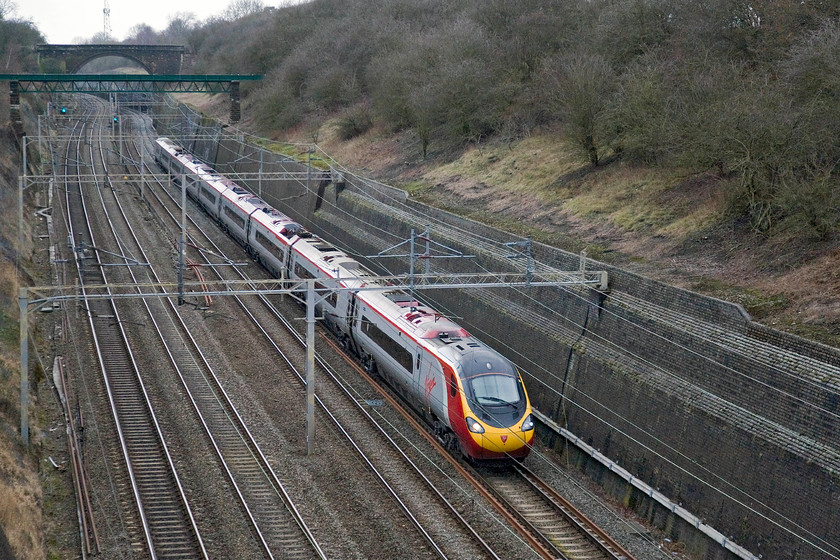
top-left (103, 0), bottom-right (112, 37)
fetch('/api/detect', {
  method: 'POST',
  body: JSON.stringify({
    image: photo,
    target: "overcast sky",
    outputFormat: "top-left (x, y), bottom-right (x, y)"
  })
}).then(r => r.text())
top-left (13, 0), bottom-right (295, 44)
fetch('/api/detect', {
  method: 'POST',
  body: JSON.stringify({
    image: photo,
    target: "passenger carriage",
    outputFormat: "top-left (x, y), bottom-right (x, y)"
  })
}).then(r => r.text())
top-left (154, 137), bottom-right (534, 461)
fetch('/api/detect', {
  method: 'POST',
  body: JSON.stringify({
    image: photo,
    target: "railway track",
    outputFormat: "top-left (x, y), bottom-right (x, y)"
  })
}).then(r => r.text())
top-left (77, 102), bottom-right (326, 559)
top-left (481, 463), bottom-right (634, 560)
top-left (48, 97), bottom-right (653, 558)
top-left (61, 98), bottom-right (207, 558)
top-left (319, 331), bottom-right (635, 560)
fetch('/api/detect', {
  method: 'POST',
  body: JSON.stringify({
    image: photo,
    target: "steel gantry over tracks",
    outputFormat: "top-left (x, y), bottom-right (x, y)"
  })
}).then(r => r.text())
top-left (18, 270), bottom-right (608, 449)
top-left (1, 73), bottom-right (262, 130)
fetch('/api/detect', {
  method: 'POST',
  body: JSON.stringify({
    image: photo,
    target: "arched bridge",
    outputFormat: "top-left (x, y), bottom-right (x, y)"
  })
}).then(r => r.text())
top-left (35, 44), bottom-right (185, 74)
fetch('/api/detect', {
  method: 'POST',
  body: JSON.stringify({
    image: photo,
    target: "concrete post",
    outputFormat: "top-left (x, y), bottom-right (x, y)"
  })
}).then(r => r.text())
top-left (178, 173), bottom-right (186, 305)
top-left (306, 280), bottom-right (315, 455)
top-left (424, 225), bottom-right (431, 278)
top-left (118, 116), bottom-right (123, 165)
top-left (19, 289), bottom-right (29, 447)
top-left (37, 118), bottom-right (42, 172)
top-left (409, 228), bottom-right (415, 297)
top-left (18, 177), bottom-right (24, 278)
top-left (140, 140), bottom-right (145, 201)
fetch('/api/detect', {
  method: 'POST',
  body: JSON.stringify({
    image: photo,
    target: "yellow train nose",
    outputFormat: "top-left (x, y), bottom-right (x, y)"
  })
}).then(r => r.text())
top-left (472, 428), bottom-right (530, 453)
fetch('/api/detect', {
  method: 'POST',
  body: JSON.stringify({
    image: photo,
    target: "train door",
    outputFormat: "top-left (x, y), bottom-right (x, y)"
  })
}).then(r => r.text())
top-left (314, 281), bottom-right (339, 331)
top-left (414, 351), bottom-right (433, 417)
top-left (342, 292), bottom-right (360, 354)
top-left (418, 354), bottom-right (446, 419)
top-left (285, 240), bottom-right (298, 280)
top-left (185, 175), bottom-right (197, 200)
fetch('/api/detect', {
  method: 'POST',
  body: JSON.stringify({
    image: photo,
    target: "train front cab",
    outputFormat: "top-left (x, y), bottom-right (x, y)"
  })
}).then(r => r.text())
top-left (447, 349), bottom-right (534, 461)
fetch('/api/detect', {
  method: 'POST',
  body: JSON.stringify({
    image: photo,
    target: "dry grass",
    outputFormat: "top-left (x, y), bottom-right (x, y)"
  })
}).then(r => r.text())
top-left (413, 135), bottom-right (725, 248)
top-left (0, 121), bottom-right (47, 559)
top-left (0, 428), bottom-right (44, 560)
top-left (425, 136), bottom-right (579, 196)
top-left (0, 260), bottom-right (45, 560)
top-left (0, 264), bottom-right (19, 315)
top-left (560, 164), bottom-right (714, 238)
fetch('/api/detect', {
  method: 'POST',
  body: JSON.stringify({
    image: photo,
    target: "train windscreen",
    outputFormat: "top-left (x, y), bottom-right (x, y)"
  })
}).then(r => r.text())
top-left (469, 374), bottom-right (521, 406)
top-left (460, 349), bottom-right (527, 427)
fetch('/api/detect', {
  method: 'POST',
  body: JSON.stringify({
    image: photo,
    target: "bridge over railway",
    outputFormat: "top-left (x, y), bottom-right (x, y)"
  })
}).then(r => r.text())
top-left (1, 73), bottom-right (261, 133)
top-left (35, 44), bottom-right (186, 75)
top-left (2, 44), bottom-right (258, 134)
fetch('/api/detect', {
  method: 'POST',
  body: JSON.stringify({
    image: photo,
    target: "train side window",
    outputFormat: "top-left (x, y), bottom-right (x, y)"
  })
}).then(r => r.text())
top-left (223, 205), bottom-right (245, 229)
top-left (255, 230), bottom-right (267, 247)
top-left (294, 262), bottom-right (315, 280)
top-left (255, 231), bottom-right (285, 263)
top-left (315, 282), bottom-right (337, 307)
top-left (200, 187), bottom-right (217, 204)
top-left (449, 374), bottom-right (457, 397)
top-left (362, 317), bottom-right (413, 372)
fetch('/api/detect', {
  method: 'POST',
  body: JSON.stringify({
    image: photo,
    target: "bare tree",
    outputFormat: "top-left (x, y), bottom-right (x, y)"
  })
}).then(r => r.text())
top-left (163, 12), bottom-right (197, 44)
top-left (223, 0), bottom-right (265, 21)
top-left (784, 18), bottom-right (840, 102)
top-left (0, 0), bottom-right (15, 20)
top-left (542, 52), bottom-right (616, 165)
top-left (125, 23), bottom-right (159, 45)
top-left (86, 31), bottom-right (116, 44)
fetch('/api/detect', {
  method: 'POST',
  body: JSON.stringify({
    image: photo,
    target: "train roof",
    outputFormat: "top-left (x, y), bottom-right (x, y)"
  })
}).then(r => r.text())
top-left (155, 139), bottom-right (314, 245)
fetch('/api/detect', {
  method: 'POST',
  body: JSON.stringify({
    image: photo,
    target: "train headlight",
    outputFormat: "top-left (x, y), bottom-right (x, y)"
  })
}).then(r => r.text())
top-left (521, 414), bottom-right (534, 432)
top-left (466, 417), bottom-right (485, 434)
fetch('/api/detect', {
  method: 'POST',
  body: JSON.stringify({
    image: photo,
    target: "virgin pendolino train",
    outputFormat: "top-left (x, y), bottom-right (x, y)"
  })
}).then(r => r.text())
top-left (155, 137), bottom-right (535, 461)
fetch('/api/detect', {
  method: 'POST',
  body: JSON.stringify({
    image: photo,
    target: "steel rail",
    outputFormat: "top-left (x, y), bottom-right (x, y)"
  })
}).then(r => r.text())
top-left (55, 113), bottom-right (101, 558)
top-left (317, 335), bottom-right (557, 560)
top-left (90, 109), bottom-right (213, 560)
top-left (56, 356), bottom-right (100, 555)
top-left (514, 463), bottom-right (635, 560)
top-left (64, 114), bottom-right (159, 558)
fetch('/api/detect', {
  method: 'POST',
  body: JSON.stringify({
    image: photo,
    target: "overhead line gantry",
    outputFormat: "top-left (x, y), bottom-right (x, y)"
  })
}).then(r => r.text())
top-left (2, 73), bottom-right (262, 131)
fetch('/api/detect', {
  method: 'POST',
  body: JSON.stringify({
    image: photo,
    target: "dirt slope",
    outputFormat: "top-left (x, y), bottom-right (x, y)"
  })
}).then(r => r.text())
top-left (184, 93), bottom-right (840, 347)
